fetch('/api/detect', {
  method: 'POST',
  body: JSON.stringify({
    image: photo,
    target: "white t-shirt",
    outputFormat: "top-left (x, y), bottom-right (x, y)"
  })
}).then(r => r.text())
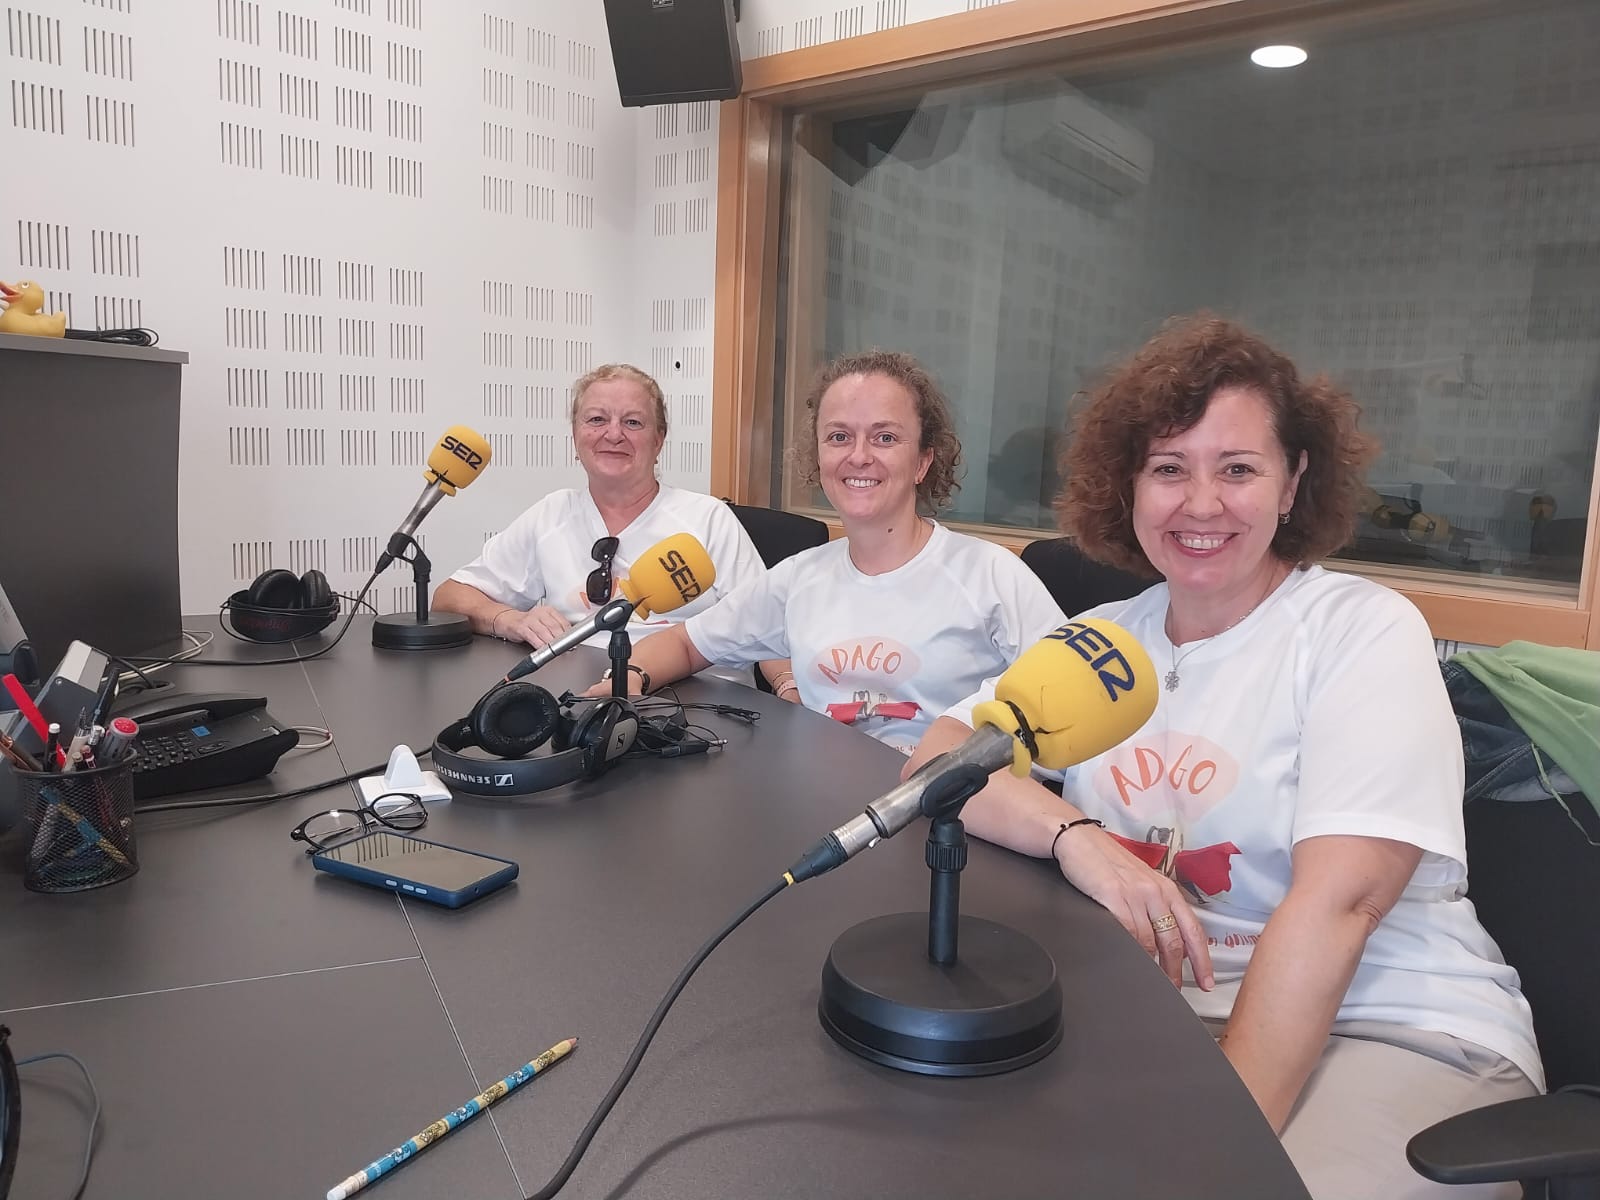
top-left (945, 565), bottom-right (1542, 1087)
top-left (449, 486), bottom-right (767, 681)
top-left (683, 522), bottom-right (1066, 751)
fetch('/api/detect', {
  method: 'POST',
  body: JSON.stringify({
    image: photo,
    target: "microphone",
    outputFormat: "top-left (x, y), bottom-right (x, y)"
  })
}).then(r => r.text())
top-left (501, 532), bottom-right (715, 683)
top-left (786, 618), bottom-right (1157, 884)
top-left (376, 425), bottom-right (493, 573)
top-left (371, 425), bottom-right (491, 651)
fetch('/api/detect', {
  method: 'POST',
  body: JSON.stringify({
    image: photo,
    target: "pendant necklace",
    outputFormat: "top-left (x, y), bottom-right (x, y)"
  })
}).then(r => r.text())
top-left (1163, 571), bottom-right (1284, 693)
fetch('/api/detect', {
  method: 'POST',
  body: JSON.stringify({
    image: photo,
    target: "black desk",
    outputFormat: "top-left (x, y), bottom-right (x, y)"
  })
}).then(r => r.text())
top-left (1, 620), bottom-right (1308, 1199)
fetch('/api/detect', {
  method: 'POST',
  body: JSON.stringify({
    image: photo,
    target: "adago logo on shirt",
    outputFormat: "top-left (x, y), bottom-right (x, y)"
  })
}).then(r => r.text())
top-left (815, 636), bottom-right (920, 686)
top-left (1093, 731), bottom-right (1242, 903)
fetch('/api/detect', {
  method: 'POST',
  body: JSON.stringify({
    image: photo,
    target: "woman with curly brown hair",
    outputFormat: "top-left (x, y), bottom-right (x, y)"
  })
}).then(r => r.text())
top-left (604, 349), bottom-right (1064, 751)
top-left (907, 316), bottom-right (1539, 1198)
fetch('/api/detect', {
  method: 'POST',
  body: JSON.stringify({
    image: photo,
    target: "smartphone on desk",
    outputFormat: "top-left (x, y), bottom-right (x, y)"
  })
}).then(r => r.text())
top-left (311, 830), bottom-right (519, 908)
top-left (110, 690), bottom-right (300, 801)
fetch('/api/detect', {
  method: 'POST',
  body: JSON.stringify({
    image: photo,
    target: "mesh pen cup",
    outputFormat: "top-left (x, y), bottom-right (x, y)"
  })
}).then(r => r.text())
top-left (17, 757), bottom-right (139, 893)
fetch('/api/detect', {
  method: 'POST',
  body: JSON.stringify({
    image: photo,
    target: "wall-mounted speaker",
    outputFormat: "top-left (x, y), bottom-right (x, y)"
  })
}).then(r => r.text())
top-left (602, 0), bottom-right (741, 108)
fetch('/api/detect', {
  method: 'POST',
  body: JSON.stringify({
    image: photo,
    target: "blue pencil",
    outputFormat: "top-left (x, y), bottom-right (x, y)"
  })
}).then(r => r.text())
top-left (326, 1037), bottom-right (578, 1200)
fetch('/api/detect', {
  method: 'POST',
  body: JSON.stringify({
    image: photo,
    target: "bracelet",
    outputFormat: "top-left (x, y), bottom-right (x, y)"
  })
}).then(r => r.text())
top-left (601, 664), bottom-right (652, 693)
top-left (489, 607), bottom-right (516, 639)
top-left (769, 670), bottom-right (795, 689)
top-left (1050, 817), bottom-right (1104, 859)
top-left (775, 680), bottom-right (800, 698)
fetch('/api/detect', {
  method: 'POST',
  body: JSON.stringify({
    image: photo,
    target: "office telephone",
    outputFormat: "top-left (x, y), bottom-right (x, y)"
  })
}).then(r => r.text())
top-left (110, 690), bottom-right (300, 801)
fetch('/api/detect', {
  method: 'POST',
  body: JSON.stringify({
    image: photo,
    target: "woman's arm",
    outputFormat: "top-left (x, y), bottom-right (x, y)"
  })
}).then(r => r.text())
top-left (759, 659), bottom-right (800, 702)
top-left (432, 579), bottom-right (570, 647)
top-left (1218, 833), bottom-right (1421, 1132)
top-left (905, 717), bottom-right (1213, 989)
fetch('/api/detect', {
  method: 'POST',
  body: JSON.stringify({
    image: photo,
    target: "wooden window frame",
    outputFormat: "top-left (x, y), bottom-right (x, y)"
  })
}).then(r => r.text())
top-left (711, 0), bottom-right (1600, 649)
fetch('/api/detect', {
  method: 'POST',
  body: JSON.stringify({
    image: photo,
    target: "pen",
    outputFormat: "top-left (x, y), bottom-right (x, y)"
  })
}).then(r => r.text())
top-left (3, 674), bottom-right (66, 767)
top-left (88, 665), bottom-right (118, 728)
top-left (96, 716), bottom-right (138, 765)
top-left (325, 1037), bottom-right (578, 1200)
top-left (0, 730), bottom-right (42, 772)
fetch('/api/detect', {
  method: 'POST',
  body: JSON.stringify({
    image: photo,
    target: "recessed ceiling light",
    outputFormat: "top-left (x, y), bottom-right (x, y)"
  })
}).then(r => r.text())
top-left (1251, 44), bottom-right (1308, 68)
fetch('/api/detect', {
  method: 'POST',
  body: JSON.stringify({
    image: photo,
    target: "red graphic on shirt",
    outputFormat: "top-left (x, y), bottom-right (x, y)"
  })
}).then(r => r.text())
top-left (1090, 731), bottom-right (1243, 902)
top-left (825, 692), bottom-right (921, 725)
top-left (1113, 829), bottom-right (1241, 901)
top-left (814, 637), bottom-right (922, 725)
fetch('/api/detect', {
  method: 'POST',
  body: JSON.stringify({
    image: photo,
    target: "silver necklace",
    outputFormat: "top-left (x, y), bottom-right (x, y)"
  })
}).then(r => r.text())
top-left (1163, 574), bottom-right (1283, 692)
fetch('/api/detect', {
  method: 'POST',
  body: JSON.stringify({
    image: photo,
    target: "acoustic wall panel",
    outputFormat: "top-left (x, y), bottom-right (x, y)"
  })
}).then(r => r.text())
top-left (1, 2), bottom-right (718, 619)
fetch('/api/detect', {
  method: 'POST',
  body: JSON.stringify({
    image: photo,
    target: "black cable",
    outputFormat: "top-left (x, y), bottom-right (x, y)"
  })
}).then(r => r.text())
top-left (0, 1026), bottom-right (17, 1200)
top-left (64, 327), bottom-right (158, 346)
top-left (13, 1051), bottom-right (100, 1200)
top-left (105, 655), bottom-right (158, 694)
top-left (124, 568), bottom-right (383, 668)
top-left (523, 876), bottom-right (790, 1200)
top-left (136, 748), bottom-right (429, 814)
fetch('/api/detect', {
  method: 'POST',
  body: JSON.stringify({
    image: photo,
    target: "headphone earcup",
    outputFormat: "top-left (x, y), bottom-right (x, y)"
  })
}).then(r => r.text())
top-left (247, 568), bottom-right (303, 609)
top-left (568, 700), bottom-right (639, 778)
top-left (300, 569), bottom-right (334, 610)
top-left (470, 683), bottom-right (561, 759)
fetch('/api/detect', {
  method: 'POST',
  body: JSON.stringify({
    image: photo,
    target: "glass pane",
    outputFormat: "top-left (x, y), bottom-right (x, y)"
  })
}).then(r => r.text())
top-left (773, 0), bottom-right (1599, 589)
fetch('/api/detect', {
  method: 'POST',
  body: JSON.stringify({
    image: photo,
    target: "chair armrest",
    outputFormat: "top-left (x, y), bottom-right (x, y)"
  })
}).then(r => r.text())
top-left (1407, 1088), bottom-right (1600, 1185)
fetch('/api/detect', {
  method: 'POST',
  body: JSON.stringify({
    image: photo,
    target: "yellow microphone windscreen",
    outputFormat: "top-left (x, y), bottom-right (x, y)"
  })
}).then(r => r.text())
top-left (618, 533), bottom-right (716, 618)
top-left (424, 426), bottom-right (492, 494)
top-left (972, 618), bottom-right (1156, 774)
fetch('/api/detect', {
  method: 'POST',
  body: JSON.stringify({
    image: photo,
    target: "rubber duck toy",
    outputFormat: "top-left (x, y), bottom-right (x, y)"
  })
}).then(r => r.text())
top-left (0, 280), bottom-right (67, 337)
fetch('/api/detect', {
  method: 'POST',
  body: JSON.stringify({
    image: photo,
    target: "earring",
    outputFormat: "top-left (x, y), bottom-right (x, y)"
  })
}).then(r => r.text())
top-left (1278, 512), bottom-right (1290, 525)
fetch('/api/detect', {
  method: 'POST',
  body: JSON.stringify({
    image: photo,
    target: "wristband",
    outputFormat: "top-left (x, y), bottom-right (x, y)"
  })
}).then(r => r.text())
top-left (602, 664), bottom-right (652, 693)
top-left (1050, 817), bottom-right (1104, 859)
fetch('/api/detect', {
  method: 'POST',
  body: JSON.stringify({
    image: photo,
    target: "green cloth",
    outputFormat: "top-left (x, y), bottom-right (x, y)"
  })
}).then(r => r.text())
top-left (1455, 641), bottom-right (1600, 810)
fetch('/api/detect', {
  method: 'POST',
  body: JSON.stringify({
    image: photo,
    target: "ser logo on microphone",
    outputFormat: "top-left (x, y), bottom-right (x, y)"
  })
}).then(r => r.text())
top-left (1045, 621), bottom-right (1139, 701)
top-left (658, 549), bottom-right (705, 602)
top-left (440, 434), bottom-right (486, 469)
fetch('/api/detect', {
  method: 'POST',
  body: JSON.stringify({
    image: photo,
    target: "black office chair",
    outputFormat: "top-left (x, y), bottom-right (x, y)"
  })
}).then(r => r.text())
top-left (723, 501), bottom-right (829, 692)
top-left (1406, 789), bottom-right (1600, 1197)
top-left (1018, 536), bottom-right (1148, 617)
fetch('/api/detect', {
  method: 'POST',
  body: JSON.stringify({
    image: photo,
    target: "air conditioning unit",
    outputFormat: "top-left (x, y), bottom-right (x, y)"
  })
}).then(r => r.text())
top-left (1000, 83), bottom-right (1153, 195)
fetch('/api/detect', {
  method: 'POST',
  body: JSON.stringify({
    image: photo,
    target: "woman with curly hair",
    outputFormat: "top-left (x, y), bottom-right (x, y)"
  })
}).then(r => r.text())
top-left (603, 349), bottom-right (1064, 751)
top-left (906, 315), bottom-right (1539, 1198)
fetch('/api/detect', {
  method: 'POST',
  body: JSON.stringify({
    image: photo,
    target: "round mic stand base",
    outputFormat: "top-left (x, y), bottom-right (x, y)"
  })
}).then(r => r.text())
top-left (816, 765), bottom-right (1062, 1077)
top-left (372, 611), bottom-right (472, 651)
top-left (818, 911), bottom-right (1062, 1077)
top-left (370, 534), bottom-right (473, 651)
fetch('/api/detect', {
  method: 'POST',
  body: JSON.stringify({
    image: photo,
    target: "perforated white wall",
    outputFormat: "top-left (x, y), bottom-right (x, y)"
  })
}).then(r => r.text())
top-left (736, 0), bottom-right (1001, 58)
top-left (0, 1), bottom-right (726, 616)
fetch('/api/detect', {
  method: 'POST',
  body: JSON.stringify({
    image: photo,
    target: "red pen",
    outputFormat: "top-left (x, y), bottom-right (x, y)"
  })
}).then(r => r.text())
top-left (3, 673), bottom-right (67, 768)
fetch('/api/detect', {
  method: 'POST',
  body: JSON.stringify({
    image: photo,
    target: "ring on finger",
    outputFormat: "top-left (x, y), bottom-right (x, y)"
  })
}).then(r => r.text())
top-left (1151, 912), bottom-right (1178, 934)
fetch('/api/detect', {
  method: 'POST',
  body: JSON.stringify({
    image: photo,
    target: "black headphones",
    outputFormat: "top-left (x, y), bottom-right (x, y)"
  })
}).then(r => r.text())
top-left (222, 568), bottom-right (339, 642)
top-left (431, 683), bottom-right (639, 796)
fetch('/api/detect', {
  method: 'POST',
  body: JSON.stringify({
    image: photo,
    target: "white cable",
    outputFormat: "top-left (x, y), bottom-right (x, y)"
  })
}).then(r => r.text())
top-left (287, 725), bottom-right (334, 752)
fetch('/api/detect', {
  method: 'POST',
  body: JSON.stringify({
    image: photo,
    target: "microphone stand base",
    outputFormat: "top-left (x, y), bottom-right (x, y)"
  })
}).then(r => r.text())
top-left (818, 912), bottom-right (1061, 1077)
top-left (371, 612), bottom-right (472, 651)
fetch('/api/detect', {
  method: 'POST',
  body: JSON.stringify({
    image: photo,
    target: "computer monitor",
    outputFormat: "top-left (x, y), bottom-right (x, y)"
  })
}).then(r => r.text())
top-left (0, 578), bottom-right (37, 690)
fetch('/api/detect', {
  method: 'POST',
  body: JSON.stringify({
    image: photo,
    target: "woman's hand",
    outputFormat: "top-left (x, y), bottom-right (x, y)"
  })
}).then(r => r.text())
top-left (495, 605), bottom-right (571, 649)
top-left (581, 669), bottom-right (646, 699)
top-left (1053, 824), bottom-right (1215, 990)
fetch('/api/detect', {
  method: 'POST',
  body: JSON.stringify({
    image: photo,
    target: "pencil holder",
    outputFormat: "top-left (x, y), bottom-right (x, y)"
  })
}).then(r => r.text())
top-left (17, 757), bottom-right (139, 893)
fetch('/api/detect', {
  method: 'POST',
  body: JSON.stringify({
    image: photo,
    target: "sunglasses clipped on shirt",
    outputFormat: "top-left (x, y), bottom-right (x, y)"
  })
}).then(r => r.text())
top-left (587, 536), bottom-right (620, 605)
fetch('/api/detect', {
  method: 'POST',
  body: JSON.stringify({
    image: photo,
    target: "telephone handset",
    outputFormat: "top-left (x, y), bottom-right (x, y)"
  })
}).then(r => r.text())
top-left (110, 690), bottom-right (301, 802)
